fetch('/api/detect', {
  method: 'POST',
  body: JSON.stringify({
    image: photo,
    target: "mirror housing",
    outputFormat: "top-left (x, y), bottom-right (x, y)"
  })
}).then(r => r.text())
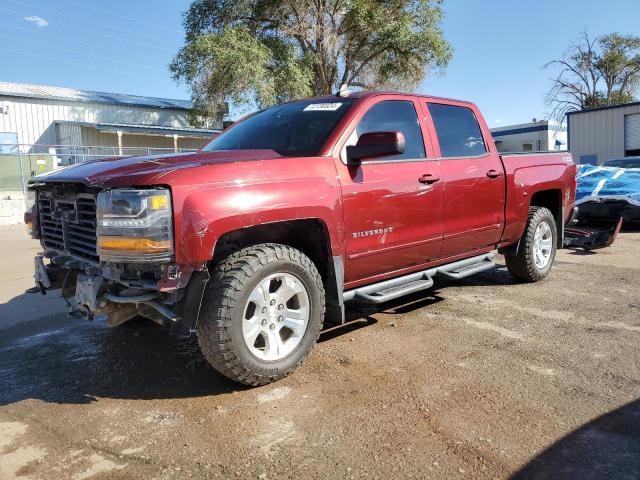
top-left (346, 131), bottom-right (406, 163)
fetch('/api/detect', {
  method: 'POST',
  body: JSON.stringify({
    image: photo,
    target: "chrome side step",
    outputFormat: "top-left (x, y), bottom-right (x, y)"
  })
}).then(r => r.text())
top-left (343, 253), bottom-right (495, 304)
top-left (437, 258), bottom-right (495, 280)
top-left (354, 278), bottom-right (434, 304)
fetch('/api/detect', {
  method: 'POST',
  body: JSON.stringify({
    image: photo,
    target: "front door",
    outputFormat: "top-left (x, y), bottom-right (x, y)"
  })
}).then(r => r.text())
top-left (425, 101), bottom-right (505, 257)
top-left (336, 98), bottom-right (443, 284)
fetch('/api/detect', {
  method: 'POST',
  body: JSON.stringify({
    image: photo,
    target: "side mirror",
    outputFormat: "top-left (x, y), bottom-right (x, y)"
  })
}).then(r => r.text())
top-left (346, 131), bottom-right (405, 163)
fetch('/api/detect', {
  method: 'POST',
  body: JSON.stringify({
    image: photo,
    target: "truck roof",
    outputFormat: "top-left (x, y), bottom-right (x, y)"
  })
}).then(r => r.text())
top-left (290, 90), bottom-right (476, 107)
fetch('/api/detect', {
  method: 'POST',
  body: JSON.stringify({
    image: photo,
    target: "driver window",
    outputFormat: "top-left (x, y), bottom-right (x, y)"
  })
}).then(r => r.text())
top-left (342, 100), bottom-right (426, 162)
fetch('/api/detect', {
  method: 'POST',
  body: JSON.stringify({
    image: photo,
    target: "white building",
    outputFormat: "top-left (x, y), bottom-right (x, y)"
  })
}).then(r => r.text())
top-left (0, 81), bottom-right (223, 225)
top-left (0, 81), bottom-right (221, 157)
top-left (491, 120), bottom-right (567, 153)
top-left (567, 102), bottom-right (640, 164)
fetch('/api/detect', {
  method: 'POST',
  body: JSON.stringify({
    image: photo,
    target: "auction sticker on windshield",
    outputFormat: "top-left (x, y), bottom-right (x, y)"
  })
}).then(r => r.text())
top-left (303, 103), bottom-right (343, 111)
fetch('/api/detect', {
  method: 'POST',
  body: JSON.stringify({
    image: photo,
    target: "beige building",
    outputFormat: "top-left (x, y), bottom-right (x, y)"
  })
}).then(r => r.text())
top-left (567, 102), bottom-right (640, 165)
top-left (0, 81), bottom-right (221, 160)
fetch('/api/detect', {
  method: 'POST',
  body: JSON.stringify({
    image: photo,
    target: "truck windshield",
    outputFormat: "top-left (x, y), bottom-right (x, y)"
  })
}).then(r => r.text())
top-left (203, 99), bottom-right (355, 157)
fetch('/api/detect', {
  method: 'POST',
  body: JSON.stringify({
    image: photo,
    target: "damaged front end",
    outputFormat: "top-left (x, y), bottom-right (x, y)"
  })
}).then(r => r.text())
top-left (29, 182), bottom-right (209, 334)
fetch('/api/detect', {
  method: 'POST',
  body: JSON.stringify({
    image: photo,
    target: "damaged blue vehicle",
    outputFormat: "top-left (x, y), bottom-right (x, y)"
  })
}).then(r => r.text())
top-left (575, 161), bottom-right (640, 225)
top-left (561, 161), bottom-right (640, 250)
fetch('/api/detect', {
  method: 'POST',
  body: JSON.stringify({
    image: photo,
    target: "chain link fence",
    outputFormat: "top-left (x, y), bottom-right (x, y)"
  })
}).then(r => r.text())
top-left (0, 144), bottom-right (198, 191)
top-left (0, 144), bottom-right (197, 225)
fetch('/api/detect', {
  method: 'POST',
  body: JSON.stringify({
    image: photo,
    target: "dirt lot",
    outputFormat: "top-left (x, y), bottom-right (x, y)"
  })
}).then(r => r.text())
top-left (0, 224), bottom-right (639, 480)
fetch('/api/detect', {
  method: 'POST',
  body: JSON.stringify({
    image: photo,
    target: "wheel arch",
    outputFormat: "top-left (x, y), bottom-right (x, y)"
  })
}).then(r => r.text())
top-left (529, 188), bottom-right (563, 247)
top-left (212, 219), bottom-right (345, 325)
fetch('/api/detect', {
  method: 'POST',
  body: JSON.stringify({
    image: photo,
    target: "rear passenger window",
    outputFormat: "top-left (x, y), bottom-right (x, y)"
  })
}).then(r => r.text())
top-left (354, 100), bottom-right (426, 160)
top-left (427, 103), bottom-right (487, 158)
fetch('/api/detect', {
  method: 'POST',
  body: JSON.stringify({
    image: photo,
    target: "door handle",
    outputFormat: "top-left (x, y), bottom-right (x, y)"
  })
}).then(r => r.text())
top-left (419, 174), bottom-right (440, 184)
top-left (486, 169), bottom-right (501, 178)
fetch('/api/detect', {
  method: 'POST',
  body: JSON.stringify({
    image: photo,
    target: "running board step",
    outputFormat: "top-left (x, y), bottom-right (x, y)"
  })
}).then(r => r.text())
top-left (343, 253), bottom-right (495, 304)
top-left (354, 278), bottom-right (434, 304)
top-left (437, 259), bottom-right (495, 280)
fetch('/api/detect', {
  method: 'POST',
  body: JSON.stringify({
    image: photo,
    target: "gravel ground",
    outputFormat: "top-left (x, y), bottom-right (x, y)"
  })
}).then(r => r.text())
top-left (0, 224), bottom-right (638, 479)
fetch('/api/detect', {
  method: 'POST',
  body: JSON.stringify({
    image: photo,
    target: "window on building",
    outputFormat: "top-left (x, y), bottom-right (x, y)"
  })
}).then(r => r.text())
top-left (624, 113), bottom-right (640, 157)
top-left (0, 132), bottom-right (18, 154)
top-left (427, 103), bottom-right (487, 158)
top-left (522, 142), bottom-right (534, 152)
top-left (351, 100), bottom-right (426, 161)
top-left (579, 154), bottom-right (598, 165)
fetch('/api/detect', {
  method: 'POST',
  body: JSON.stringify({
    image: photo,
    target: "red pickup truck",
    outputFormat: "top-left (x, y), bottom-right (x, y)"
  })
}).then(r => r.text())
top-left (27, 91), bottom-right (576, 385)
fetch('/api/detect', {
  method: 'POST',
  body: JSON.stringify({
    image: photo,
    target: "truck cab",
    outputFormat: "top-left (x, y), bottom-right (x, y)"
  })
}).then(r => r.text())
top-left (27, 91), bottom-right (576, 386)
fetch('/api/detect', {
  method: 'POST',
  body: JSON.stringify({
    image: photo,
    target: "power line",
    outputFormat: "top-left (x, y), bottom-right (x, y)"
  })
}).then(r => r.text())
top-left (7, 0), bottom-right (177, 45)
top-left (0, 33), bottom-right (165, 73)
top-left (0, 46), bottom-right (157, 82)
top-left (2, 23), bottom-right (164, 63)
top-left (58, 0), bottom-right (183, 34)
top-left (0, 6), bottom-right (176, 54)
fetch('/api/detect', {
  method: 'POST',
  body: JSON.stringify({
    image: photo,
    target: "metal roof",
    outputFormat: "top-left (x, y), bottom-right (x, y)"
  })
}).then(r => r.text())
top-left (0, 81), bottom-right (192, 110)
top-left (491, 120), bottom-right (565, 132)
top-left (566, 101), bottom-right (640, 116)
top-left (56, 121), bottom-right (219, 137)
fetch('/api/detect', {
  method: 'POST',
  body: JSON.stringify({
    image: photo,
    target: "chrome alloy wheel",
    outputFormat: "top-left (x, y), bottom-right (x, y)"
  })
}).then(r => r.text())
top-left (242, 272), bottom-right (310, 361)
top-left (533, 220), bottom-right (553, 269)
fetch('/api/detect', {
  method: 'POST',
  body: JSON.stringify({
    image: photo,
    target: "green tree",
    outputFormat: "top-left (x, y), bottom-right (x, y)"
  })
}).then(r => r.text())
top-left (170, 0), bottom-right (452, 122)
top-left (546, 32), bottom-right (640, 121)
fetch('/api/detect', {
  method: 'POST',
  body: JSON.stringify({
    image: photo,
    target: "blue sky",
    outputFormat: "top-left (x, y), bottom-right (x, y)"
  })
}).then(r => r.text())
top-left (1, 0), bottom-right (639, 125)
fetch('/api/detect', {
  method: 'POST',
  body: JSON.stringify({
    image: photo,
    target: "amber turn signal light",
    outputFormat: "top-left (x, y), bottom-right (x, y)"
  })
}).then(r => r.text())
top-left (97, 236), bottom-right (171, 253)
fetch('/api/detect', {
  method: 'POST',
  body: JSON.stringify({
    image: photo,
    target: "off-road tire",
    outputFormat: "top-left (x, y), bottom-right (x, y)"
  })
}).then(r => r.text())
top-left (197, 244), bottom-right (325, 386)
top-left (505, 206), bottom-right (557, 282)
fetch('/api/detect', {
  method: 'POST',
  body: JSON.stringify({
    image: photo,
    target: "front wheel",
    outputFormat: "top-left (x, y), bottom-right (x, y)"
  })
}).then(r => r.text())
top-left (197, 244), bottom-right (325, 386)
top-left (505, 206), bottom-right (557, 282)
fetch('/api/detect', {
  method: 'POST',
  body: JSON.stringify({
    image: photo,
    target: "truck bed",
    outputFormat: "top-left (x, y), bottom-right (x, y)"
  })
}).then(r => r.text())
top-left (499, 152), bottom-right (576, 247)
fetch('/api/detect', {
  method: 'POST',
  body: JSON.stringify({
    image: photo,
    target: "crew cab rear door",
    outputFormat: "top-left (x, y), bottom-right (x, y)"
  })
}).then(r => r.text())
top-left (423, 100), bottom-right (505, 257)
top-left (334, 95), bottom-right (443, 284)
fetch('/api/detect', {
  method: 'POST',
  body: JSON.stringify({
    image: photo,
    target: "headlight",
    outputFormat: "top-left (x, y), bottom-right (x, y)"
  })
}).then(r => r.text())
top-left (96, 188), bottom-right (173, 262)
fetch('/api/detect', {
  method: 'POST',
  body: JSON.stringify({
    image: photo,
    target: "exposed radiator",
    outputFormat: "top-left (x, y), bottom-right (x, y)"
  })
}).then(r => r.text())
top-left (38, 192), bottom-right (98, 263)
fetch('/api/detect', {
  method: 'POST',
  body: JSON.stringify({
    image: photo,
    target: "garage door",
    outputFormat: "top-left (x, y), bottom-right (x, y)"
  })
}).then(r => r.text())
top-left (625, 113), bottom-right (640, 155)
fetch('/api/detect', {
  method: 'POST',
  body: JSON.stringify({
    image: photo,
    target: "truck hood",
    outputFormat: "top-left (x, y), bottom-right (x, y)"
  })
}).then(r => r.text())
top-left (30, 149), bottom-right (282, 188)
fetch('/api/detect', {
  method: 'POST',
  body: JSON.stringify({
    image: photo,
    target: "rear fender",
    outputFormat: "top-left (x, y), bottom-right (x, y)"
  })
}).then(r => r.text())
top-left (501, 164), bottom-right (571, 247)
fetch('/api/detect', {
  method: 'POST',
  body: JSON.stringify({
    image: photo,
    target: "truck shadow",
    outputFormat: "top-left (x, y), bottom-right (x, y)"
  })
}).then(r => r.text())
top-left (320, 263), bottom-right (522, 341)
top-left (0, 311), bottom-right (243, 405)
top-left (566, 248), bottom-right (598, 256)
top-left (0, 264), bottom-right (517, 406)
top-left (511, 398), bottom-right (640, 479)
top-left (0, 291), bottom-right (446, 406)
top-left (319, 290), bottom-right (447, 343)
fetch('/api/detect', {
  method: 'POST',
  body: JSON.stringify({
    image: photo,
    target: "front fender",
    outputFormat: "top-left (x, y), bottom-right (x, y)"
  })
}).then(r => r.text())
top-left (174, 177), bottom-right (343, 264)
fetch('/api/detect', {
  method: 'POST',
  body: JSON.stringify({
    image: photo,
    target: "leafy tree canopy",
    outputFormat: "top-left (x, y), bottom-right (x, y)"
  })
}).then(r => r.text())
top-left (546, 32), bottom-right (640, 121)
top-left (170, 0), bottom-right (452, 122)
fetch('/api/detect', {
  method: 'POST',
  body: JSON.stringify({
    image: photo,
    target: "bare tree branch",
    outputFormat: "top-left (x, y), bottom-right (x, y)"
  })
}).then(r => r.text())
top-left (545, 31), bottom-right (640, 123)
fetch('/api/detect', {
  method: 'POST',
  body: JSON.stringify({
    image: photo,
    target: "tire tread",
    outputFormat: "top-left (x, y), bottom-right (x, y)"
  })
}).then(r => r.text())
top-left (505, 206), bottom-right (557, 282)
top-left (197, 243), bottom-right (325, 386)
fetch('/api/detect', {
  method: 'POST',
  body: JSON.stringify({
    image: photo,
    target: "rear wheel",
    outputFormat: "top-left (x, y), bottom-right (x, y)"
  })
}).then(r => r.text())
top-left (197, 244), bottom-right (325, 386)
top-left (505, 206), bottom-right (557, 282)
